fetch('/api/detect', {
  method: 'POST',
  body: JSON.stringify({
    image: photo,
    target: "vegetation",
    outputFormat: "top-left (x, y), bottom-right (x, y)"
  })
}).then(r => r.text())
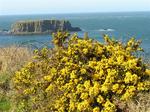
top-left (0, 46), bottom-right (32, 111)
top-left (12, 32), bottom-right (150, 112)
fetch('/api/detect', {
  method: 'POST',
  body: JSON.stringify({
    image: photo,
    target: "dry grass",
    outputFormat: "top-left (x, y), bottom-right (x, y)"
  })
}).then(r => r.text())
top-left (126, 92), bottom-right (150, 112)
top-left (0, 46), bottom-right (33, 111)
top-left (0, 45), bottom-right (33, 93)
top-left (0, 46), bottom-right (33, 73)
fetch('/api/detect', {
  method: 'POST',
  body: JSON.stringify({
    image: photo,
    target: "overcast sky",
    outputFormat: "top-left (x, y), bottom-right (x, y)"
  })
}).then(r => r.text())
top-left (0, 0), bottom-right (150, 15)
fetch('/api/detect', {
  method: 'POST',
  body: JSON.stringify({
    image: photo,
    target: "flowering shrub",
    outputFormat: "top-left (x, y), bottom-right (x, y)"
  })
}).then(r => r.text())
top-left (13, 32), bottom-right (150, 112)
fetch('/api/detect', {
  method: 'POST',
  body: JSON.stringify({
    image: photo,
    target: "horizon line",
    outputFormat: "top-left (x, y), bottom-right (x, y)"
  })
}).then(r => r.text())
top-left (1, 10), bottom-right (150, 16)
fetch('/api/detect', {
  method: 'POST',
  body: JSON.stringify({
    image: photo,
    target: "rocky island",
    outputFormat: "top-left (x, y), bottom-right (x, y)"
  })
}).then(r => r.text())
top-left (10, 20), bottom-right (81, 35)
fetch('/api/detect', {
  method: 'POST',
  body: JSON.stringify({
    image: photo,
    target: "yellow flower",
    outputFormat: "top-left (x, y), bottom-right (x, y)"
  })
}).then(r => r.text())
top-left (124, 72), bottom-right (132, 83)
top-left (83, 48), bottom-right (88, 54)
top-left (94, 82), bottom-right (100, 88)
top-left (112, 84), bottom-right (119, 92)
top-left (137, 82), bottom-right (144, 91)
top-left (89, 61), bottom-right (97, 67)
top-left (80, 68), bottom-right (87, 74)
top-left (23, 89), bottom-right (31, 95)
top-left (117, 56), bottom-right (124, 63)
top-left (121, 92), bottom-right (130, 101)
top-left (131, 74), bottom-right (138, 84)
top-left (77, 84), bottom-right (84, 93)
top-left (101, 84), bottom-right (109, 93)
top-left (89, 86), bottom-right (99, 97)
top-left (121, 86), bottom-right (136, 100)
top-left (61, 57), bottom-right (68, 62)
top-left (51, 67), bottom-right (57, 74)
top-left (97, 95), bottom-right (104, 104)
top-left (45, 84), bottom-right (54, 92)
top-left (145, 69), bottom-right (150, 76)
top-left (44, 75), bottom-right (52, 81)
top-left (92, 74), bottom-right (100, 80)
top-left (103, 100), bottom-right (116, 112)
top-left (80, 93), bottom-right (89, 100)
top-left (124, 72), bottom-right (138, 84)
top-left (70, 70), bottom-right (77, 79)
top-left (84, 80), bottom-right (91, 90)
top-left (74, 79), bottom-right (79, 84)
top-left (77, 100), bottom-right (89, 111)
top-left (60, 68), bottom-right (69, 75)
top-left (97, 47), bottom-right (103, 54)
top-left (116, 84), bottom-right (125, 94)
top-left (69, 101), bottom-right (75, 111)
top-left (13, 32), bottom-right (150, 111)
top-left (93, 107), bottom-right (100, 112)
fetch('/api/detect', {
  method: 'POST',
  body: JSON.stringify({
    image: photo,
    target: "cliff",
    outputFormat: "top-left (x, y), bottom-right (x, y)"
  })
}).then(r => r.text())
top-left (10, 20), bottom-right (81, 35)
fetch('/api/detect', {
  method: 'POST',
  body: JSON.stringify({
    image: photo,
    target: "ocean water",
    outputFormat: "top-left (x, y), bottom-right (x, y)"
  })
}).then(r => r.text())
top-left (0, 12), bottom-right (150, 56)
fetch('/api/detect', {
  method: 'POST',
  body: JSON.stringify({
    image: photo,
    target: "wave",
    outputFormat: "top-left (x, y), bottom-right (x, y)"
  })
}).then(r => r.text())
top-left (79, 28), bottom-right (115, 32)
top-left (80, 28), bottom-right (86, 31)
top-left (98, 28), bottom-right (115, 32)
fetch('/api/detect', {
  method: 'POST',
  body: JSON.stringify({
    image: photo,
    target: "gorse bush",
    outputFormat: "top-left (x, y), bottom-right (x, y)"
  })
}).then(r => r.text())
top-left (13, 32), bottom-right (150, 112)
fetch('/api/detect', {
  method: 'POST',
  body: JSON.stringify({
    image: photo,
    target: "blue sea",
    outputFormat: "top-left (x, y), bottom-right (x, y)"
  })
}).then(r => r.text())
top-left (0, 12), bottom-right (150, 56)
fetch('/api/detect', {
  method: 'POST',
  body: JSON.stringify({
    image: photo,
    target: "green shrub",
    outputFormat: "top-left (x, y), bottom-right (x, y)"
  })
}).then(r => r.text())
top-left (0, 96), bottom-right (11, 111)
top-left (13, 32), bottom-right (150, 112)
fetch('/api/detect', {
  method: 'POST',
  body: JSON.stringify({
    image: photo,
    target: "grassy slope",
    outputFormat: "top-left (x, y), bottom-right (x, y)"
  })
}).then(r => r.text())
top-left (0, 46), bottom-right (32, 111)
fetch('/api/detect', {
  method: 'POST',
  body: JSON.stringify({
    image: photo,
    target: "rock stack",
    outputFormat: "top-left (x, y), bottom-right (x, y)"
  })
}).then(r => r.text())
top-left (11, 20), bottom-right (81, 35)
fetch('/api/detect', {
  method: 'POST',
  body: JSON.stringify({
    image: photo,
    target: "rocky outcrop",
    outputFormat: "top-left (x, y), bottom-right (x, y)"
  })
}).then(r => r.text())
top-left (10, 20), bottom-right (81, 35)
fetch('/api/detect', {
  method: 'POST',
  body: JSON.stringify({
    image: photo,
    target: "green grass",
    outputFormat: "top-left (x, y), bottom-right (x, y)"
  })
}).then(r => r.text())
top-left (0, 97), bottom-right (11, 111)
top-left (0, 72), bottom-right (12, 112)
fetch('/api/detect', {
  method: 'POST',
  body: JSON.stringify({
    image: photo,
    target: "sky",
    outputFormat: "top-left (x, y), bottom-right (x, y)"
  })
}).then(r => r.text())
top-left (0, 0), bottom-right (150, 15)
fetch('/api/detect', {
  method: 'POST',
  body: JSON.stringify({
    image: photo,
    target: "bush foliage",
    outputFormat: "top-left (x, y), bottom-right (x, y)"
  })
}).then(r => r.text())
top-left (13, 32), bottom-right (150, 112)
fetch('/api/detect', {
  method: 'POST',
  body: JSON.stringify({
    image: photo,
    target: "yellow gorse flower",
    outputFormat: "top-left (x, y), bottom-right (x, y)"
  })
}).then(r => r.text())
top-left (13, 32), bottom-right (150, 112)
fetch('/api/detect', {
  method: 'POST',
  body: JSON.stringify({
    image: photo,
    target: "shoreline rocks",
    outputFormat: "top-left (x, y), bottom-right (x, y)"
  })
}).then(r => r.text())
top-left (10, 20), bottom-right (81, 35)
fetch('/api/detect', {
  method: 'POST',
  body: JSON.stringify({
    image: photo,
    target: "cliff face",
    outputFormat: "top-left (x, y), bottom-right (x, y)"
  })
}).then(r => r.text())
top-left (11, 20), bottom-right (81, 35)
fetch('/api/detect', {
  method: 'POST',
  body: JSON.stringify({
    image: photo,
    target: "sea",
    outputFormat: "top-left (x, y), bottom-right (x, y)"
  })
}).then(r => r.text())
top-left (0, 12), bottom-right (150, 57)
